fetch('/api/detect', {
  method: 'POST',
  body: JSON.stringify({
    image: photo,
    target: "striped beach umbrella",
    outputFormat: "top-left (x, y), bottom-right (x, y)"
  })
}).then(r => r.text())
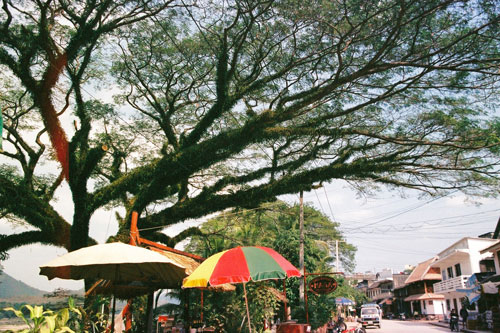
top-left (183, 246), bottom-right (301, 287)
top-left (183, 246), bottom-right (301, 333)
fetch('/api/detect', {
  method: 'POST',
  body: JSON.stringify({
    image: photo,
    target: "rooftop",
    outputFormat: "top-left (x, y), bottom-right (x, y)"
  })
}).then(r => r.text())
top-left (405, 257), bottom-right (441, 284)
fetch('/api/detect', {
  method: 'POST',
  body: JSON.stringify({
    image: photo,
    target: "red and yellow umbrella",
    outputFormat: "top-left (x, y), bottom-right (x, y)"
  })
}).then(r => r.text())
top-left (183, 246), bottom-right (301, 287)
top-left (183, 246), bottom-right (301, 333)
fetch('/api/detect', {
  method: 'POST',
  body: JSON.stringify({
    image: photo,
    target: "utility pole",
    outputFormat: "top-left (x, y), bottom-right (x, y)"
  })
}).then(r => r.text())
top-left (335, 239), bottom-right (345, 272)
top-left (336, 239), bottom-right (340, 272)
top-left (299, 190), bottom-right (304, 301)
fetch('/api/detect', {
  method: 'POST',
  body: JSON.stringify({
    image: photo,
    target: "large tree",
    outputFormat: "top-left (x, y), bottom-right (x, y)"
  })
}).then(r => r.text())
top-left (1, 0), bottom-right (500, 259)
top-left (0, 0), bottom-right (176, 255)
top-left (186, 201), bottom-right (356, 272)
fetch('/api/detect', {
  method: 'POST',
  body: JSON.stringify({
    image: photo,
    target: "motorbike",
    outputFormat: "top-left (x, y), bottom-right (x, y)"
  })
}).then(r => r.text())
top-left (399, 313), bottom-right (406, 320)
top-left (327, 316), bottom-right (366, 333)
top-left (327, 316), bottom-right (347, 333)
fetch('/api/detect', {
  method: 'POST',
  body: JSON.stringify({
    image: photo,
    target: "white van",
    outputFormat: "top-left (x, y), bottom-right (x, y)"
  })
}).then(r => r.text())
top-left (359, 306), bottom-right (381, 329)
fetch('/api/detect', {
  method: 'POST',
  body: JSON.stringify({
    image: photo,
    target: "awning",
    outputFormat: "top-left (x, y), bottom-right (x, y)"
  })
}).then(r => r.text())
top-left (469, 294), bottom-right (481, 303)
top-left (404, 293), bottom-right (445, 301)
top-left (456, 273), bottom-right (497, 303)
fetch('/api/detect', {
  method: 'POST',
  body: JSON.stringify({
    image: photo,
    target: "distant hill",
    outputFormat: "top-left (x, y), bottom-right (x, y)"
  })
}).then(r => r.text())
top-left (0, 272), bottom-right (47, 298)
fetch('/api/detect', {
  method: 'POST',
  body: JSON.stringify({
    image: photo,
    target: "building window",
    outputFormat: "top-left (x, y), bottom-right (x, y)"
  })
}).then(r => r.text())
top-left (446, 299), bottom-right (451, 311)
top-left (455, 263), bottom-right (462, 276)
top-left (442, 269), bottom-right (447, 281)
top-left (447, 266), bottom-right (454, 279)
top-left (423, 300), bottom-right (427, 309)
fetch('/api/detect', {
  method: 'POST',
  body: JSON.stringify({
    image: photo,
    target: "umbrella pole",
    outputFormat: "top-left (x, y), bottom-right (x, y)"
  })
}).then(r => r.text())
top-left (146, 292), bottom-right (154, 333)
top-left (200, 289), bottom-right (204, 323)
top-left (111, 295), bottom-right (116, 332)
top-left (243, 283), bottom-right (252, 333)
top-left (283, 279), bottom-right (287, 322)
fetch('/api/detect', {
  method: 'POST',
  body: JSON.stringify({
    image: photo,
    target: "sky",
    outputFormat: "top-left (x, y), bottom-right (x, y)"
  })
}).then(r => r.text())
top-left (1, 178), bottom-right (498, 292)
top-left (283, 182), bottom-right (499, 273)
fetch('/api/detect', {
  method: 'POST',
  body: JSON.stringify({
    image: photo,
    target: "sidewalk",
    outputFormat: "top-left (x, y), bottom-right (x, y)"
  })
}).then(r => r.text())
top-left (429, 320), bottom-right (492, 333)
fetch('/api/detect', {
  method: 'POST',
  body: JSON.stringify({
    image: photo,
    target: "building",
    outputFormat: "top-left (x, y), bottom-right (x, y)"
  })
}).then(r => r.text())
top-left (480, 240), bottom-right (500, 276)
top-left (402, 257), bottom-right (445, 319)
top-left (391, 274), bottom-right (410, 317)
top-left (393, 282), bottom-right (411, 317)
top-left (431, 237), bottom-right (498, 319)
top-left (352, 273), bottom-right (377, 295)
top-left (366, 272), bottom-right (409, 317)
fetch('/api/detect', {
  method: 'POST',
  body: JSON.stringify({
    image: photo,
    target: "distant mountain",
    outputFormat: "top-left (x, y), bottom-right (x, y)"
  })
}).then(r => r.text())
top-left (0, 272), bottom-right (47, 298)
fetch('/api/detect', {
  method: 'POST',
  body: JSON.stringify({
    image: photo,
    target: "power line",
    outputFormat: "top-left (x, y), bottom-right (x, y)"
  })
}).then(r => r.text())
top-left (342, 192), bottom-right (455, 231)
top-left (322, 186), bottom-right (337, 222)
top-left (352, 242), bottom-right (437, 256)
top-left (314, 188), bottom-right (327, 217)
top-left (343, 209), bottom-right (500, 234)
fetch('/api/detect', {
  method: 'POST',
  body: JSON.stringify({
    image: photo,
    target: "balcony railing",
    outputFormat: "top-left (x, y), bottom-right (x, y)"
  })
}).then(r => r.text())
top-left (433, 275), bottom-right (470, 293)
top-left (372, 291), bottom-right (394, 301)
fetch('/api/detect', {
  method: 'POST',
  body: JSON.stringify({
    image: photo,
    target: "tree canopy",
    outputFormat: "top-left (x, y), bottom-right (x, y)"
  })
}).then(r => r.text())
top-left (1, 0), bottom-right (500, 256)
top-left (186, 200), bottom-right (356, 272)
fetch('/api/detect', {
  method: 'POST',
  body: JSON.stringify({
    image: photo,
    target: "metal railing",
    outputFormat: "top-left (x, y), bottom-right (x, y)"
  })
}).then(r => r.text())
top-left (433, 275), bottom-right (470, 293)
top-left (372, 291), bottom-right (394, 301)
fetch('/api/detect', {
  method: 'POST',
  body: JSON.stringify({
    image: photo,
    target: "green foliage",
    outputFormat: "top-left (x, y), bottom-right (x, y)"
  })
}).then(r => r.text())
top-left (195, 287), bottom-right (245, 332)
top-left (188, 201), bottom-right (355, 272)
top-left (2, 300), bottom-right (80, 333)
top-left (0, 240), bottom-right (7, 260)
top-left (130, 296), bottom-right (149, 333)
top-left (331, 276), bottom-right (369, 308)
top-left (79, 296), bottom-right (110, 333)
top-left (288, 276), bottom-right (368, 329)
top-left (0, 297), bottom-right (113, 333)
top-left (247, 284), bottom-right (281, 331)
top-left (184, 201), bottom-right (360, 330)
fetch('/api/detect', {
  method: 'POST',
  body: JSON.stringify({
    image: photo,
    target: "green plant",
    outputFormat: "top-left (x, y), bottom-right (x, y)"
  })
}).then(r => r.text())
top-left (2, 303), bottom-right (78, 333)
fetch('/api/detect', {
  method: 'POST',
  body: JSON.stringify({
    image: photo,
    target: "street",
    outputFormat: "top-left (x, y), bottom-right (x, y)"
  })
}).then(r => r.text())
top-left (349, 319), bottom-right (452, 333)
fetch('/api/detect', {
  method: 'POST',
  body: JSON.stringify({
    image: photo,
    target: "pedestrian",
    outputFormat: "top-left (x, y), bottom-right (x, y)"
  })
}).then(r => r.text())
top-left (450, 309), bottom-right (459, 331)
top-left (460, 307), bottom-right (469, 328)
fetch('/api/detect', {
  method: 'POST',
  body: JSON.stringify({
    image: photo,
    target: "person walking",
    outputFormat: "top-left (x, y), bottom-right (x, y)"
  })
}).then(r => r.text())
top-left (460, 307), bottom-right (469, 329)
top-left (450, 309), bottom-right (459, 332)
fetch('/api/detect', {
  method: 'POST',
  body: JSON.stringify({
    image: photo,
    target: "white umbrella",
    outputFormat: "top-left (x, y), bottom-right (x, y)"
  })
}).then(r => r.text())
top-left (40, 242), bottom-right (188, 332)
top-left (39, 242), bottom-right (186, 287)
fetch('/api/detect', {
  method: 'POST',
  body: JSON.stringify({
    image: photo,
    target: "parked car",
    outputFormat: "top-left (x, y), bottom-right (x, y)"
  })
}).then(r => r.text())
top-left (361, 303), bottom-right (383, 318)
top-left (359, 306), bottom-right (381, 329)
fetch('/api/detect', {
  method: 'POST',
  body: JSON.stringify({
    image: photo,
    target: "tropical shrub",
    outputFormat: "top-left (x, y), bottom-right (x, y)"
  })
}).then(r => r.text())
top-left (2, 303), bottom-right (77, 333)
top-left (1, 297), bottom-right (109, 333)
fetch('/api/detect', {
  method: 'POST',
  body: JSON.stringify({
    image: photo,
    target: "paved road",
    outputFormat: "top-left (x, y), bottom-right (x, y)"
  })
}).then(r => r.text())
top-left (354, 319), bottom-right (451, 333)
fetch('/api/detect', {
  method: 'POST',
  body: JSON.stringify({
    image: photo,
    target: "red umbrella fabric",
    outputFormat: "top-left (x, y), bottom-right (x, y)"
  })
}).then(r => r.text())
top-left (182, 246), bottom-right (301, 287)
